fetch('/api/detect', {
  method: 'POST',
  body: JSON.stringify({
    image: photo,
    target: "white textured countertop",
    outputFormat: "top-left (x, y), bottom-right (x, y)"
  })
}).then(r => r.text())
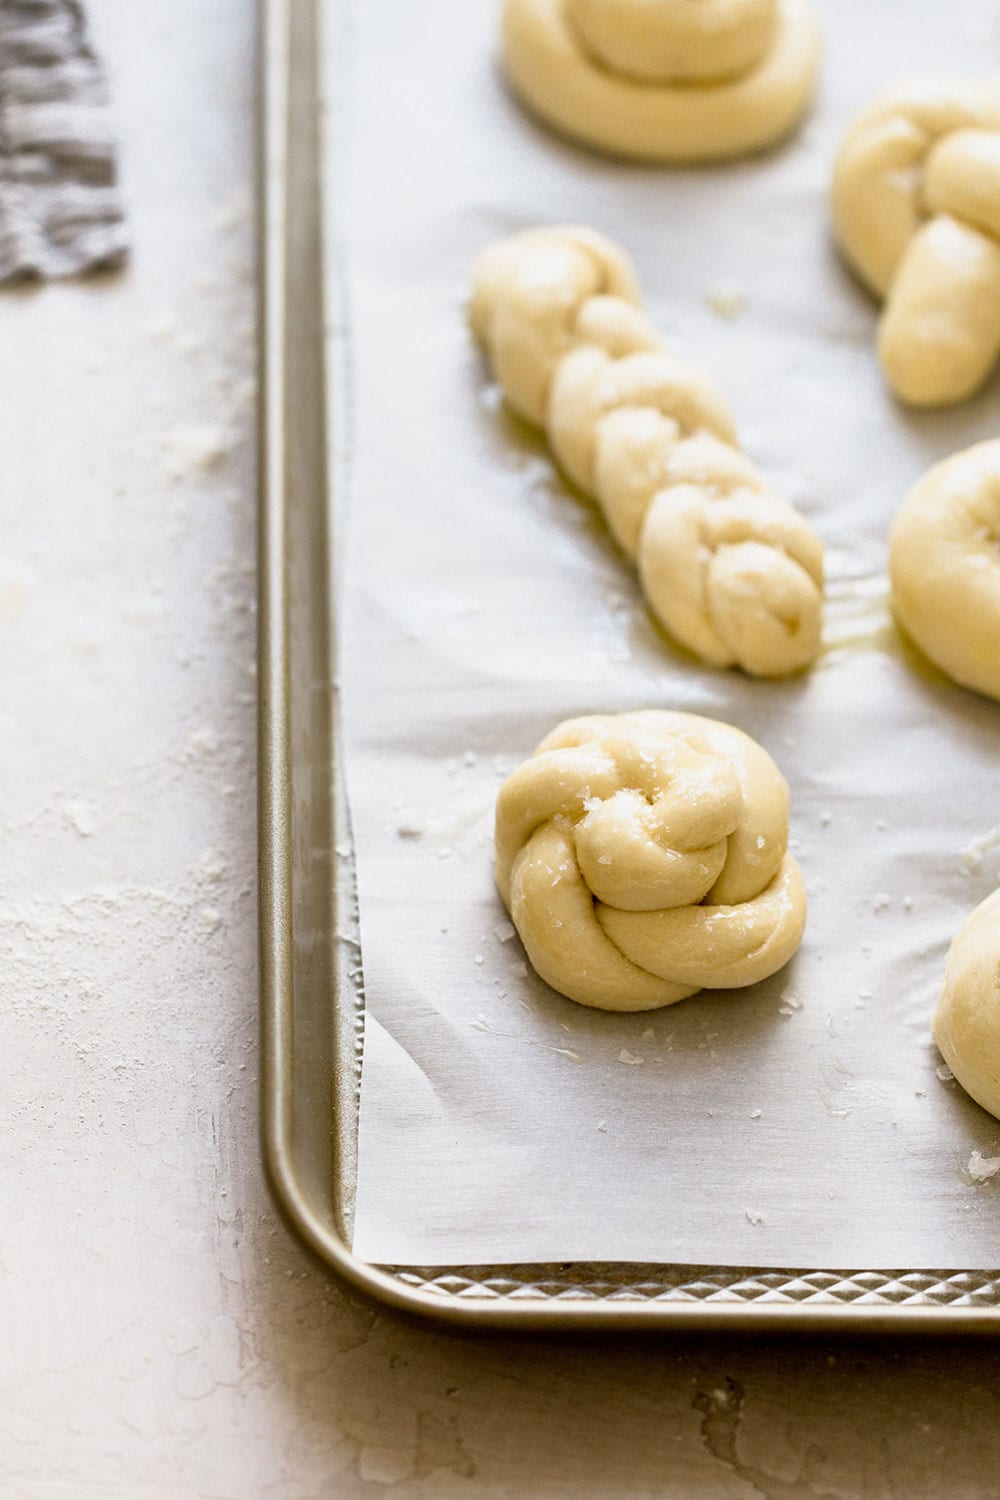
top-left (3, 4), bottom-right (1000, 1497)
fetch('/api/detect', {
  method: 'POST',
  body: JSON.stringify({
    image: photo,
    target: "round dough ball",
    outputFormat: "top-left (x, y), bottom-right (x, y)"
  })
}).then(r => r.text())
top-left (832, 77), bottom-right (1000, 407)
top-left (934, 889), bottom-right (1000, 1122)
top-left (889, 441), bottom-right (1000, 702)
top-left (501, 0), bottom-right (820, 163)
top-left (495, 710), bottom-right (807, 1011)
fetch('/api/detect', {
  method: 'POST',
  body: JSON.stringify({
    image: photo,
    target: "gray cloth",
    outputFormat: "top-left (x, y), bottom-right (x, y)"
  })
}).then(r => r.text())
top-left (0, 0), bottom-right (126, 282)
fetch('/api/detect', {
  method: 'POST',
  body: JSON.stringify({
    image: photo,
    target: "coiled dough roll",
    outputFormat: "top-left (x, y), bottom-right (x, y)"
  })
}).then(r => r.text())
top-left (501, 0), bottom-right (820, 162)
top-left (889, 441), bottom-right (1000, 702)
top-left (471, 226), bottom-right (824, 678)
top-left (832, 77), bottom-right (1000, 407)
top-left (495, 710), bottom-right (807, 1012)
top-left (933, 889), bottom-right (1000, 1122)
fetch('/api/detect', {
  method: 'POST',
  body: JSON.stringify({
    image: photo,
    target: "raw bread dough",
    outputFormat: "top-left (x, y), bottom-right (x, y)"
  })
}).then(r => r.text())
top-left (889, 440), bottom-right (1000, 702)
top-left (495, 710), bottom-right (807, 1012)
top-left (471, 225), bottom-right (824, 677)
top-left (832, 77), bottom-right (1000, 407)
top-left (501, 0), bottom-right (820, 162)
top-left (933, 888), bottom-right (1000, 1122)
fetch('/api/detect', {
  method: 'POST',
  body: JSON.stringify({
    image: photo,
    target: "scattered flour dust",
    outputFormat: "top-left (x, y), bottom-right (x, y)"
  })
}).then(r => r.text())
top-left (162, 423), bottom-right (232, 479)
top-left (0, 559), bottom-right (36, 616)
top-left (1, 841), bottom-right (243, 1135)
top-left (145, 308), bottom-right (179, 340)
top-left (62, 798), bottom-right (99, 837)
top-left (188, 727), bottom-right (222, 759)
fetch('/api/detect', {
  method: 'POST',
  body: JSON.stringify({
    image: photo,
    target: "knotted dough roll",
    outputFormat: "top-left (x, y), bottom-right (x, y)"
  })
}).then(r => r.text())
top-left (471, 226), bottom-right (824, 677)
top-left (501, 0), bottom-right (820, 162)
top-left (495, 710), bottom-right (807, 1011)
top-left (933, 889), bottom-right (1000, 1122)
top-left (889, 440), bottom-right (1000, 702)
top-left (833, 77), bottom-right (1000, 407)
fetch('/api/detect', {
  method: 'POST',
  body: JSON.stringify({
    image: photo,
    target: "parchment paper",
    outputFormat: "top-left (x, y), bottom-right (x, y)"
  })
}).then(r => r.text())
top-left (334, 0), bottom-right (1000, 1267)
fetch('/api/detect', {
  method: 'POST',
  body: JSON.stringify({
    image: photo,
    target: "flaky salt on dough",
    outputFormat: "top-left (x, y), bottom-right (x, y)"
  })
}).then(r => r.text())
top-left (889, 441), bottom-right (1000, 702)
top-left (470, 226), bottom-right (824, 678)
top-left (501, 0), bottom-right (820, 162)
top-left (833, 77), bottom-right (1000, 407)
top-left (934, 889), bottom-right (1000, 1122)
top-left (495, 711), bottom-right (806, 1012)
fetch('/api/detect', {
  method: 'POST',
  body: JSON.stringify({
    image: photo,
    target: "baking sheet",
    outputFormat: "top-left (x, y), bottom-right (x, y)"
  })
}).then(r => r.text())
top-left (334, 0), bottom-right (1000, 1268)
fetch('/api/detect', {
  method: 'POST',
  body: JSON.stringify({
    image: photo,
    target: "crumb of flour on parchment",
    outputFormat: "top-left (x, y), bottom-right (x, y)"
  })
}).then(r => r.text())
top-left (395, 811), bottom-right (426, 838)
top-left (965, 1150), bottom-right (1000, 1184)
top-left (778, 988), bottom-right (803, 1017)
top-left (960, 828), bottom-right (1000, 876)
top-left (162, 423), bottom-right (231, 478)
top-left (705, 281), bottom-right (747, 320)
top-left (62, 798), bottom-right (99, 837)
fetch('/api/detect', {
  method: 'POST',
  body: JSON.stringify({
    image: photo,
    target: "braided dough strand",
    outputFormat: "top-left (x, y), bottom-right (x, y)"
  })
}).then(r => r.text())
top-left (495, 711), bottom-right (806, 1012)
top-left (832, 76), bottom-right (1000, 407)
top-left (472, 226), bottom-right (824, 678)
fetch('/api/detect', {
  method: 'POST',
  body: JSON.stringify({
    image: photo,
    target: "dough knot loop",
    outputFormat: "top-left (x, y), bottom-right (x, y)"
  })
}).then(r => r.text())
top-left (495, 711), bottom-right (807, 1011)
top-left (833, 77), bottom-right (1000, 406)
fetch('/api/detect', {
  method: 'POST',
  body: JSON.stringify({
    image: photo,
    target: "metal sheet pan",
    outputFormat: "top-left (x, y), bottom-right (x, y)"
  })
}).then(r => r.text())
top-left (257, 0), bottom-right (1000, 1331)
